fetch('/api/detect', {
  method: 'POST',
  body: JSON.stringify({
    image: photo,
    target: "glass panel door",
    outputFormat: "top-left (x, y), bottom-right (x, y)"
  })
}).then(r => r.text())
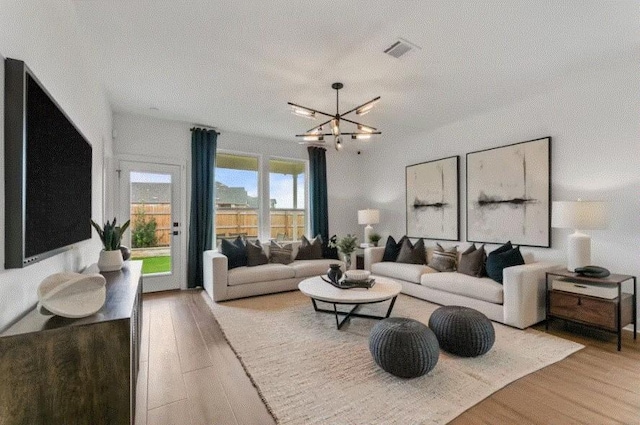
top-left (119, 161), bottom-right (182, 292)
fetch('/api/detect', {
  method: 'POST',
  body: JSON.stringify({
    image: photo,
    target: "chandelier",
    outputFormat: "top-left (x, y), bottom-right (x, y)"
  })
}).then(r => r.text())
top-left (288, 82), bottom-right (381, 151)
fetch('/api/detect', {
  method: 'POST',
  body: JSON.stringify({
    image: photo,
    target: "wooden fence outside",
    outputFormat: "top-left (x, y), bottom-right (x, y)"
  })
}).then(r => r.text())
top-left (130, 204), bottom-right (306, 246)
top-left (130, 203), bottom-right (171, 247)
top-left (216, 208), bottom-right (305, 241)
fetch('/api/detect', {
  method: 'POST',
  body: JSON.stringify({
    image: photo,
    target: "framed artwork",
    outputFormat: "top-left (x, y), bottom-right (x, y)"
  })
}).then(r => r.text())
top-left (406, 156), bottom-right (460, 241)
top-left (466, 137), bottom-right (551, 247)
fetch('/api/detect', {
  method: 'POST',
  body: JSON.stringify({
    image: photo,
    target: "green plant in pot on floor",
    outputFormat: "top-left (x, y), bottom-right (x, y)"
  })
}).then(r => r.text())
top-left (91, 218), bottom-right (131, 272)
top-left (336, 234), bottom-right (358, 270)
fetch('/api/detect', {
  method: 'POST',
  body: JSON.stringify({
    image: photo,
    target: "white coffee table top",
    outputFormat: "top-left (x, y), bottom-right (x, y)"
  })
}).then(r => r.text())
top-left (298, 275), bottom-right (402, 304)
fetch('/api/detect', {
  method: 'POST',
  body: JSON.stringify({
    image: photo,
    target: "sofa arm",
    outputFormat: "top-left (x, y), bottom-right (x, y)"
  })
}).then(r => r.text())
top-left (203, 250), bottom-right (230, 302)
top-left (364, 247), bottom-right (385, 271)
top-left (502, 262), bottom-right (563, 329)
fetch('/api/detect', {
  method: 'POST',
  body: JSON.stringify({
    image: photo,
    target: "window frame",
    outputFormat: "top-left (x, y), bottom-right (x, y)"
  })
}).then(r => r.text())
top-left (213, 150), bottom-right (309, 244)
top-left (267, 156), bottom-right (310, 242)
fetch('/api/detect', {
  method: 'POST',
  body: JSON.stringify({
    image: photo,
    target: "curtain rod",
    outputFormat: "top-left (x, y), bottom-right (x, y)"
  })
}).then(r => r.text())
top-left (190, 124), bottom-right (220, 135)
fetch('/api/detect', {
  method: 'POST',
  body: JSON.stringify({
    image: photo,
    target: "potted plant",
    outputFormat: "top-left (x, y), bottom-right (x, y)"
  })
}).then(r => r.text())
top-left (336, 234), bottom-right (358, 270)
top-left (91, 218), bottom-right (130, 272)
top-left (369, 232), bottom-right (382, 247)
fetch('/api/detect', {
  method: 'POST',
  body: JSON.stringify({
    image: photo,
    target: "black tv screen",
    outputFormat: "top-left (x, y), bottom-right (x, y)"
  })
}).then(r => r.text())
top-left (5, 58), bottom-right (92, 268)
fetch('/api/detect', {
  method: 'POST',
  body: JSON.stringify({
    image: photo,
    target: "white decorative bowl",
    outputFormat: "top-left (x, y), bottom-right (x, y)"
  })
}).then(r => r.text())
top-left (37, 272), bottom-right (107, 318)
top-left (345, 270), bottom-right (371, 281)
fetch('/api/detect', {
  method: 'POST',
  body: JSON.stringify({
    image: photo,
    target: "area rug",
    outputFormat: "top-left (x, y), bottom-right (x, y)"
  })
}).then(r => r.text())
top-left (206, 291), bottom-right (583, 425)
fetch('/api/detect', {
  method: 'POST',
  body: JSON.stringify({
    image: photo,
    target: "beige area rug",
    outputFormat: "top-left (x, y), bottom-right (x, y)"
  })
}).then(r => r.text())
top-left (207, 291), bottom-right (583, 425)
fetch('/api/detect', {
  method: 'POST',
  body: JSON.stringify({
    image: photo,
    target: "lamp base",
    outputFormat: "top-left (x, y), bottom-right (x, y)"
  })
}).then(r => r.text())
top-left (567, 231), bottom-right (591, 272)
top-left (364, 225), bottom-right (373, 246)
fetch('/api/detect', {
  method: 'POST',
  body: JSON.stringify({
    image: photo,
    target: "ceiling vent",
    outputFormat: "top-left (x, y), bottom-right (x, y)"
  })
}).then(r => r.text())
top-left (383, 38), bottom-right (420, 59)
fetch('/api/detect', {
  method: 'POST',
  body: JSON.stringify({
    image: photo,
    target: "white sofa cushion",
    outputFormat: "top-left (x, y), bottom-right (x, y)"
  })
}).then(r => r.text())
top-left (290, 259), bottom-right (342, 279)
top-left (372, 262), bottom-right (437, 284)
top-left (420, 272), bottom-right (504, 304)
top-left (228, 264), bottom-right (295, 286)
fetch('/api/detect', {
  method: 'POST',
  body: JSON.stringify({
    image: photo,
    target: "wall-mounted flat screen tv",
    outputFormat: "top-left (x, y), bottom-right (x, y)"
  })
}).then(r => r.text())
top-left (5, 58), bottom-right (92, 268)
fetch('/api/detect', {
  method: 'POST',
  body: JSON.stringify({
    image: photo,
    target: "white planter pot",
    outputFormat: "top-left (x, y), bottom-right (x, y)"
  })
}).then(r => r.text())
top-left (98, 249), bottom-right (124, 272)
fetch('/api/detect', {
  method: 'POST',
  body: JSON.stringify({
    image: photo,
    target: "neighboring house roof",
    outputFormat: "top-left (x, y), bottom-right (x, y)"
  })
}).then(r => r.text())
top-left (132, 181), bottom-right (277, 207)
top-left (215, 181), bottom-right (276, 208)
top-left (131, 183), bottom-right (171, 204)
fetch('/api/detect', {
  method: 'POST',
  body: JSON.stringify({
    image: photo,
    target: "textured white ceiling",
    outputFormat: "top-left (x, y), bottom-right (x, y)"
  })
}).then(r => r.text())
top-left (72, 0), bottom-right (639, 145)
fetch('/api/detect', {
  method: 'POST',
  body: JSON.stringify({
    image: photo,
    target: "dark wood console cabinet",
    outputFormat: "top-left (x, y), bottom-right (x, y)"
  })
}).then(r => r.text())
top-left (0, 261), bottom-right (143, 425)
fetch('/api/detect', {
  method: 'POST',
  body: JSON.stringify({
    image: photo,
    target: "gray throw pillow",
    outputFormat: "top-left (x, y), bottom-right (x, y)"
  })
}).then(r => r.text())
top-left (295, 235), bottom-right (323, 260)
top-left (269, 240), bottom-right (293, 265)
top-left (396, 238), bottom-right (426, 264)
top-left (246, 240), bottom-right (269, 267)
top-left (428, 243), bottom-right (458, 272)
top-left (457, 244), bottom-right (485, 277)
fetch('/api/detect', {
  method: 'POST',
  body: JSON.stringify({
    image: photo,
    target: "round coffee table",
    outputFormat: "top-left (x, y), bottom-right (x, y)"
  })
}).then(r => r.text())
top-left (298, 276), bottom-right (402, 329)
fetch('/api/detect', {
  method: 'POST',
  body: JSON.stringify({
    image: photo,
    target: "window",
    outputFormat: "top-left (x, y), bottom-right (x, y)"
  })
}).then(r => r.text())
top-left (215, 153), bottom-right (259, 241)
top-left (269, 159), bottom-right (306, 240)
top-left (214, 153), bottom-right (308, 243)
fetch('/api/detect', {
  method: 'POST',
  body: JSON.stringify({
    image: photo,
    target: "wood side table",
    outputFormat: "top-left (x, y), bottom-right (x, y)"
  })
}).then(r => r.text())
top-left (545, 270), bottom-right (636, 351)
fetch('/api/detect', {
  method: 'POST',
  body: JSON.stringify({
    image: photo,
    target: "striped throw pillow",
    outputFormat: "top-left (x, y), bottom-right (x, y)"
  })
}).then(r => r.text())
top-left (269, 241), bottom-right (293, 265)
top-left (428, 244), bottom-right (458, 272)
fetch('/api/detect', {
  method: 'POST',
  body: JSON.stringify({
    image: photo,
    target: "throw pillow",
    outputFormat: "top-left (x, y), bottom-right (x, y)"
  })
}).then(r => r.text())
top-left (485, 246), bottom-right (525, 284)
top-left (322, 235), bottom-right (340, 260)
top-left (220, 236), bottom-right (247, 269)
top-left (428, 243), bottom-right (458, 272)
top-left (295, 235), bottom-right (323, 260)
top-left (382, 236), bottom-right (406, 262)
top-left (269, 240), bottom-right (293, 265)
top-left (457, 244), bottom-right (486, 277)
top-left (396, 238), bottom-right (426, 264)
top-left (490, 241), bottom-right (513, 256)
top-left (246, 239), bottom-right (268, 267)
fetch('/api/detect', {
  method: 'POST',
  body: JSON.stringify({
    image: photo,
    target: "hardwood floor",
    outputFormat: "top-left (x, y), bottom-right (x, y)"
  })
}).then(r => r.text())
top-left (136, 290), bottom-right (275, 425)
top-left (137, 290), bottom-right (640, 425)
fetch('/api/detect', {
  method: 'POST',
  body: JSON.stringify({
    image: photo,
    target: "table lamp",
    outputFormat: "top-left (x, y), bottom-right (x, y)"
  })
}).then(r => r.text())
top-left (358, 209), bottom-right (380, 247)
top-left (551, 200), bottom-right (608, 272)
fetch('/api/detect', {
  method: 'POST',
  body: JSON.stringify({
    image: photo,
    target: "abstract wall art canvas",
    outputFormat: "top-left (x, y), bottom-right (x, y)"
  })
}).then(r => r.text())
top-left (406, 156), bottom-right (459, 241)
top-left (466, 137), bottom-right (551, 247)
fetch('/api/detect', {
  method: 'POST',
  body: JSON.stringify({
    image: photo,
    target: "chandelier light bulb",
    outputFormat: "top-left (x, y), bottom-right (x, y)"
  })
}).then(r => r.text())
top-left (335, 136), bottom-right (343, 151)
top-left (291, 107), bottom-right (316, 119)
top-left (331, 119), bottom-right (340, 136)
top-left (357, 124), bottom-right (375, 133)
top-left (352, 133), bottom-right (372, 140)
top-left (355, 98), bottom-right (380, 116)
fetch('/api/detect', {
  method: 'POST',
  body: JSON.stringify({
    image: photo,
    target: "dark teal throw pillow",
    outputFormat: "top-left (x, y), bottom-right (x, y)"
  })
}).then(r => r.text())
top-left (382, 236), bottom-right (407, 262)
top-left (220, 236), bottom-right (247, 269)
top-left (486, 246), bottom-right (524, 284)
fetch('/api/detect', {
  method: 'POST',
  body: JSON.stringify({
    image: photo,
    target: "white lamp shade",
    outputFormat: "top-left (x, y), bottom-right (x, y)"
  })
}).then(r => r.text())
top-left (358, 209), bottom-right (380, 225)
top-left (551, 201), bottom-right (608, 230)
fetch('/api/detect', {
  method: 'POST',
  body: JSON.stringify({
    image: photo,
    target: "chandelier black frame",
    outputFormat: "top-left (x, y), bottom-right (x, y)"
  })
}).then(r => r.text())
top-left (288, 82), bottom-right (381, 150)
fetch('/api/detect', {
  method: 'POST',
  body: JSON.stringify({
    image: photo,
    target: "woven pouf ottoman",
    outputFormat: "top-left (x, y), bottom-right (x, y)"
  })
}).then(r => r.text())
top-left (428, 306), bottom-right (495, 357)
top-left (369, 317), bottom-right (439, 378)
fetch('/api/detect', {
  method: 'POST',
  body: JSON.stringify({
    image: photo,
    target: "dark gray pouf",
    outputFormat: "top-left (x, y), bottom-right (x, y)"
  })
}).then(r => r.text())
top-left (369, 318), bottom-right (439, 378)
top-left (428, 306), bottom-right (495, 357)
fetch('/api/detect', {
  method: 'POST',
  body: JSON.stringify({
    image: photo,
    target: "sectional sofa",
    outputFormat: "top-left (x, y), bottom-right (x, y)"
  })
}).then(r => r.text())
top-left (204, 239), bottom-right (559, 329)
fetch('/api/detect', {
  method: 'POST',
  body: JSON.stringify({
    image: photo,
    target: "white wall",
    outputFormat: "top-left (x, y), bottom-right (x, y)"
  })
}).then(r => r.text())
top-left (0, 1), bottom-right (112, 330)
top-left (350, 57), bottom-right (639, 307)
top-left (112, 112), bottom-right (364, 241)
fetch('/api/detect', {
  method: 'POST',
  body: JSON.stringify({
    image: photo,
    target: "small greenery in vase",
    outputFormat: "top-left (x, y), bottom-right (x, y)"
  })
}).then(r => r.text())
top-left (369, 232), bottom-right (382, 247)
top-left (336, 234), bottom-right (358, 269)
top-left (91, 218), bottom-right (130, 251)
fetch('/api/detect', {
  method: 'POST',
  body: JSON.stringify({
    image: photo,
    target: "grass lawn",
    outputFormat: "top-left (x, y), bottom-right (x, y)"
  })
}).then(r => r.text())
top-left (134, 256), bottom-right (172, 274)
